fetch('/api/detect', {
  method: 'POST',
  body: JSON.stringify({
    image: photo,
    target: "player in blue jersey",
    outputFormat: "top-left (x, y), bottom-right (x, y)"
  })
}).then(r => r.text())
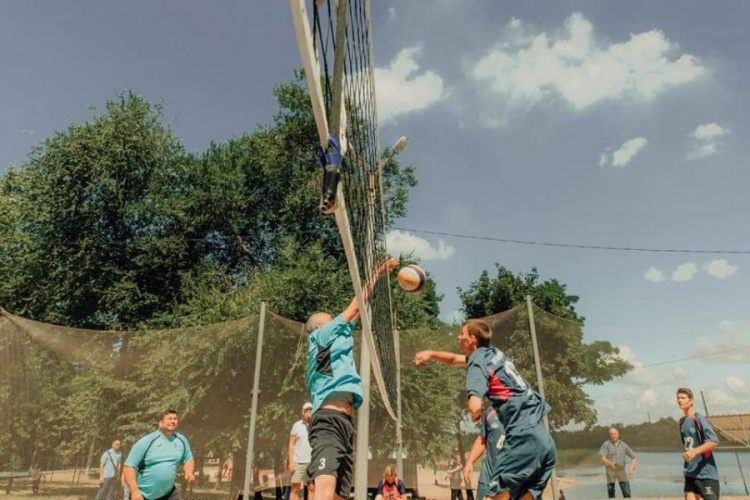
top-left (677, 387), bottom-right (720, 500)
top-left (416, 319), bottom-right (556, 500)
top-left (304, 257), bottom-right (399, 500)
top-left (464, 405), bottom-right (505, 500)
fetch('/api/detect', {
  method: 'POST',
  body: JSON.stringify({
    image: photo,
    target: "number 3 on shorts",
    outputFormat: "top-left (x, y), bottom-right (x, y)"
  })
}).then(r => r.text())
top-left (318, 458), bottom-right (326, 470)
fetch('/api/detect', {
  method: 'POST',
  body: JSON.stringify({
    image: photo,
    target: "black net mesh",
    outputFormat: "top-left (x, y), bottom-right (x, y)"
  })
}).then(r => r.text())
top-left (3, 302), bottom-right (686, 499)
top-left (0, 309), bottom-right (308, 499)
top-left (312, 0), bottom-right (399, 419)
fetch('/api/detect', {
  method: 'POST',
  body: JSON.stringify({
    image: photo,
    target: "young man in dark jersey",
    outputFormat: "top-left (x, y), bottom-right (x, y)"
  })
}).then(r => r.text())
top-left (305, 257), bottom-right (399, 500)
top-left (464, 405), bottom-right (505, 500)
top-left (416, 319), bottom-right (556, 500)
top-left (677, 387), bottom-right (720, 500)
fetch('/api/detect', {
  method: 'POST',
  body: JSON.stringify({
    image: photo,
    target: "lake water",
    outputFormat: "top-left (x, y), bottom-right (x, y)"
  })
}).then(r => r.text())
top-left (558, 451), bottom-right (750, 498)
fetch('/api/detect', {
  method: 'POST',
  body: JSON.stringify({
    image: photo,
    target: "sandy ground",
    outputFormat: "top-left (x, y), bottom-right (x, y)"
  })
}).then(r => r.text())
top-left (1, 467), bottom-right (744, 499)
top-left (414, 466), bottom-right (745, 500)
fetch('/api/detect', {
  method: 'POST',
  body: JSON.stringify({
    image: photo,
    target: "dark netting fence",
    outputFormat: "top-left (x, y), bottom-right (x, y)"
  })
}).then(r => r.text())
top-left (6, 301), bottom-right (715, 499)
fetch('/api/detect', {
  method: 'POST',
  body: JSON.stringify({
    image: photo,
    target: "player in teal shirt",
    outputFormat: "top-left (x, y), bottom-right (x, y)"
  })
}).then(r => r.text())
top-left (124, 409), bottom-right (195, 500)
top-left (304, 257), bottom-right (399, 500)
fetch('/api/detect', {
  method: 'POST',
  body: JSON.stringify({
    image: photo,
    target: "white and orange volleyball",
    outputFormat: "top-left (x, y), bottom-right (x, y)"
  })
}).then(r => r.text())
top-left (397, 264), bottom-right (426, 292)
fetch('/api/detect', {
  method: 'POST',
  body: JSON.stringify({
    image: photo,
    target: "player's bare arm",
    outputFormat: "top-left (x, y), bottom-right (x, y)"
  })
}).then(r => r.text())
top-left (467, 395), bottom-right (483, 422)
top-left (682, 439), bottom-right (719, 461)
top-left (342, 257), bottom-right (400, 322)
top-left (464, 434), bottom-right (486, 478)
top-left (414, 350), bottom-right (467, 367)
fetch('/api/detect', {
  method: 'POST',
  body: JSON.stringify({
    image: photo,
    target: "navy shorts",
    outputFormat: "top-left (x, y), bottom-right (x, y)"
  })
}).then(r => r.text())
top-left (485, 423), bottom-right (557, 499)
top-left (684, 477), bottom-right (719, 500)
top-left (306, 409), bottom-right (354, 498)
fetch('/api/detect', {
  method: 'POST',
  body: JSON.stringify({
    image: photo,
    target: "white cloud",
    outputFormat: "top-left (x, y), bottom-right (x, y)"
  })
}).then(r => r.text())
top-left (672, 262), bottom-right (697, 282)
top-left (693, 320), bottom-right (750, 364)
top-left (469, 13), bottom-right (706, 112)
top-left (598, 151), bottom-right (609, 167)
top-left (687, 123), bottom-right (730, 160)
top-left (603, 137), bottom-right (648, 167)
top-left (442, 309), bottom-right (465, 324)
top-left (725, 376), bottom-right (748, 395)
top-left (703, 259), bottom-right (737, 278)
top-left (644, 267), bottom-right (665, 283)
top-left (706, 389), bottom-right (739, 409)
top-left (387, 7), bottom-right (396, 21)
top-left (386, 230), bottom-right (455, 261)
top-left (615, 345), bottom-right (686, 386)
top-left (376, 44), bottom-right (446, 123)
top-left (639, 389), bottom-right (661, 406)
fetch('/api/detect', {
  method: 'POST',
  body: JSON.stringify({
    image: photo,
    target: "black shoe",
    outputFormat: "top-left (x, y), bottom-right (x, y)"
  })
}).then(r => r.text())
top-left (320, 165), bottom-right (340, 214)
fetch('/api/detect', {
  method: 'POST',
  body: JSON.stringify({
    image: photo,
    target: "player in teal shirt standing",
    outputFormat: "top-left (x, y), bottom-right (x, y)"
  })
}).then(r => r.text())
top-left (304, 257), bottom-right (399, 500)
top-left (123, 409), bottom-right (195, 500)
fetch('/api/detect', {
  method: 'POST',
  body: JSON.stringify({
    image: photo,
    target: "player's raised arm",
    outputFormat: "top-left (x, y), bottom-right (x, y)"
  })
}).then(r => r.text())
top-left (414, 350), bottom-right (467, 367)
top-left (342, 257), bottom-right (400, 323)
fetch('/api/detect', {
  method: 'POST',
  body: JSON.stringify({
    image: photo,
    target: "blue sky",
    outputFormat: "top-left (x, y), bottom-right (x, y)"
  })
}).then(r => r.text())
top-left (2, 1), bottom-right (748, 425)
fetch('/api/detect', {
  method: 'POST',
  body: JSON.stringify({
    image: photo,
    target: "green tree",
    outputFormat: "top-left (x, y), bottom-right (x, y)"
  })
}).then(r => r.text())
top-left (0, 75), bottom-right (418, 331)
top-left (459, 265), bottom-right (632, 428)
top-left (0, 71), bottom-right (429, 480)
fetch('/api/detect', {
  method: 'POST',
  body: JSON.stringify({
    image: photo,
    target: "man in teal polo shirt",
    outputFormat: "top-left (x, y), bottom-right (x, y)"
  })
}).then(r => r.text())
top-left (123, 409), bottom-right (195, 500)
top-left (95, 439), bottom-right (122, 500)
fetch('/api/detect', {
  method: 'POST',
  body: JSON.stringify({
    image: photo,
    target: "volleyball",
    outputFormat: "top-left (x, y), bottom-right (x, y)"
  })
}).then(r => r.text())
top-left (397, 265), bottom-right (426, 292)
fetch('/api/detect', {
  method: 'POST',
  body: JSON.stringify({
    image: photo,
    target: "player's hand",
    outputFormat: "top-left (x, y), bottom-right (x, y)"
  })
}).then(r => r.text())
top-left (414, 350), bottom-right (432, 367)
top-left (185, 472), bottom-right (196, 484)
top-left (628, 467), bottom-right (635, 477)
top-left (99, 478), bottom-right (104, 485)
top-left (131, 491), bottom-right (144, 500)
top-left (682, 449), bottom-right (698, 461)
top-left (289, 463), bottom-right (295, 474)
top-left (377, 257), bottom-right (400, 277)
top-left (462, 464), bottom-right (473, 480)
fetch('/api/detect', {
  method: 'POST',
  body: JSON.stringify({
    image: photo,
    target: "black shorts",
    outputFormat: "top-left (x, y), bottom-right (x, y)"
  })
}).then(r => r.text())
top-left (684, 477), bottom-right (720, 500)
top-left (306, 409), bottom-right (354, 498)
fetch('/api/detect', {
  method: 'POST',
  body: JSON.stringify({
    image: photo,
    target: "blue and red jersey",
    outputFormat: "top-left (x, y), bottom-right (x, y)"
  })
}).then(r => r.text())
top-left (466, 345), bottom-right (550, 433)
top-left (679, 412), bottom-right (719, 479)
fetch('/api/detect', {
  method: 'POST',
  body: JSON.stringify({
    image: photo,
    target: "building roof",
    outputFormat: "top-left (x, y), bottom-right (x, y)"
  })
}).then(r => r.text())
top-left (706, 413), bottom-right (750, 448)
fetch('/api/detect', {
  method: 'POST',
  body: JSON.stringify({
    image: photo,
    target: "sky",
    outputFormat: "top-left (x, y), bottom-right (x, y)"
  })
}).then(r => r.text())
top-left (2, 0), bottom-right (749, 426)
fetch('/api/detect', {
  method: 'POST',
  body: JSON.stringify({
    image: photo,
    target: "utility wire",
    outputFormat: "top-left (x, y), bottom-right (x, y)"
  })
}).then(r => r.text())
top-left (394, 227), bottom-right (750, 255)
top-left (640, 346), bottom-right (750, 368)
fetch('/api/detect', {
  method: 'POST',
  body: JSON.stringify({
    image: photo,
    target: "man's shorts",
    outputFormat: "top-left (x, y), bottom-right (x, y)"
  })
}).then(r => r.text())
top-left (684, 477), bottom-right (720, 500)
top-left (147, 486), bottom-right (181, 500)
top-left (292, 462), bottom-right (310, 484)
top-left (485, 423), bottom-right (557, 499)
top-left (605, 465), bottom-right (629, 483)
top-left (306, 409), bottom-right (354, 498)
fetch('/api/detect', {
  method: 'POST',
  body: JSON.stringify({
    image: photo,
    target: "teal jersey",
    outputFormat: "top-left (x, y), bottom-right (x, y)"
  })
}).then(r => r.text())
top-left (307, 314), bottom-right (363, 412)
top-left (100, 449), bottom-right (121, 479)
top-left (124, 430), bottom-right (193, 499)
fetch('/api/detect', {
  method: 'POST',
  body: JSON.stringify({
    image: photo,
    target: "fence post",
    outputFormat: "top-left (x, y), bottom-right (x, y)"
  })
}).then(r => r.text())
top-left (354, 329), bottom-right (372, 499)
top-left (394, 328), bottom-right (404, 480)
top-left (526, 295), bottom-right (559, 500)
top-left (243, 302), bottom-right (267, 500)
